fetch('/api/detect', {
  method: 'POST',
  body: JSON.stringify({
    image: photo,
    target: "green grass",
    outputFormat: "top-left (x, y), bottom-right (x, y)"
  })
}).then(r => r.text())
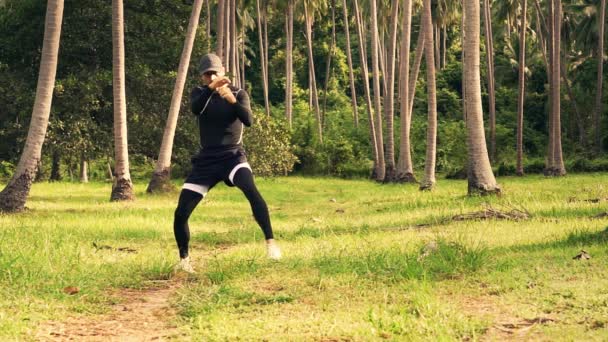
top-left (1, 174), bottom-right (608, 340)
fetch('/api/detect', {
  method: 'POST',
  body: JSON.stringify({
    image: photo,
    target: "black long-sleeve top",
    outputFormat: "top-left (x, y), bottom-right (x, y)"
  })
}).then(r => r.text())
top-left (190, 85), bottom-right (253, 151)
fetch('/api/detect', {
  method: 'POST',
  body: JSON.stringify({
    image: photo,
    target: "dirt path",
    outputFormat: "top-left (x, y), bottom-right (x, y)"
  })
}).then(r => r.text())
top-left (35, 279), bottom-right (186, 341)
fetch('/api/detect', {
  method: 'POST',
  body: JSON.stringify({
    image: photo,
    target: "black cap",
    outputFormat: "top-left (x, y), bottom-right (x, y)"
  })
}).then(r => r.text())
top-left (198, 53), bottom-right (223, 74)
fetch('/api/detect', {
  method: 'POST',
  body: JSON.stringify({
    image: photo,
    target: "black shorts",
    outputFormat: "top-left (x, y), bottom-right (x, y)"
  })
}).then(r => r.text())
top-left (183, 148), bottom-right (251, 194)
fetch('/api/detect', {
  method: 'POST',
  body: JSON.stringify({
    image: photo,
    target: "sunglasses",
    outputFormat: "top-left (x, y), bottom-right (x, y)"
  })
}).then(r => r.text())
top-left (203, 71), bottom-right (217, 77)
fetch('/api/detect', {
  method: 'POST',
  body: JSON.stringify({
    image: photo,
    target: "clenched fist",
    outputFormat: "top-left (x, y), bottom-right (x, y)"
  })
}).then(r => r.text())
top-left (217, 85), bottom-right (237, 104)
top-left (208, 75), bottom-right (230, 90)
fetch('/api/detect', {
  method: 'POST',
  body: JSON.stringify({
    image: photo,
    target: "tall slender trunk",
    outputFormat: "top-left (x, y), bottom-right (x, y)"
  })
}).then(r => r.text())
top-left (111, 0), bottom-right (134, 201)
top-left (462, 1), bottom-right (467, 121)
top-left (516, 0), bottom-right (527, 176)
top-left (241, 22), bottom-right (246, 89)
top-left (371, 0), bottom-right (385, 180)
top-left (256, 0), bottom-right (270, 116)
top-left (397, 0), bottom-right (416, 183)
top-left (224, 0), bottom-right (230, 70)
top-left (442, 24), bottom-right (447, 67)
top-left (80, 152), bottom-right (88, 183)
top-left (463, 0), bottom-right (501, 195)
top-left (50, 150), bottom-right (62, 181)
top-left (384, 0), bottom-right (399, 182)
top-left (264, 4), bottom-right (269, 89)
top-left (595, 0), bottom-right (606, 154)
top-left (435, 23), bottom-right (441, 70)
top-left (230, 0), bottom-right (238, 87)
top-left (420, 0), bottom-right (437, 190)
top-left (285, 0), bottom-right (294, 127)
top-left (0, 0), bottom-right (64, 212)
top-left (342, 0), bottom-right (359, 127)
top-left (551, 0), bottom-right (565, 175)
top-left (483, 0), bottom-right (496, 162)
top-left (353, 0), bottom-right (379, 174)
top-left (322, 0), bottom-right (337, 127)
top-left (409, 28), bottom-right (425, 116)
top-left (304, 1), bottom-right (323, 142)
top-left (147, 0), bottom-right (203, 193)
top-left (206, 0), bottom-right (211, 51)
top-left (216, 0), bottom-right (225, 58)
top-left (546, 0), bottom-right (555, 173)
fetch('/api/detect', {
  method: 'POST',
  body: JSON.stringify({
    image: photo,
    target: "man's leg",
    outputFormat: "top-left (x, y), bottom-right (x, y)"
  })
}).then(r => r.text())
top-left (231, 167), bottom-right (281, 259)
top-left (174, 184), bottom-right (209, 261)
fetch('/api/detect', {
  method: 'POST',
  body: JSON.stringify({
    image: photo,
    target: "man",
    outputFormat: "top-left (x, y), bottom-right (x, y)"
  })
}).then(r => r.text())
top-left (173, 53), bottom-right (281, 273)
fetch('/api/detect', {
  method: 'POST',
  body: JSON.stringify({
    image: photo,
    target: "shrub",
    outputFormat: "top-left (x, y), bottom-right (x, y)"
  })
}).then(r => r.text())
top-left (244, 110), bottom-right (298, 177)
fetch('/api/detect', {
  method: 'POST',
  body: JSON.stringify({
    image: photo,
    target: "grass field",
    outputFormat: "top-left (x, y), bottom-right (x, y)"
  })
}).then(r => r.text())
top-left (1, 174), bottom-right (608, 340)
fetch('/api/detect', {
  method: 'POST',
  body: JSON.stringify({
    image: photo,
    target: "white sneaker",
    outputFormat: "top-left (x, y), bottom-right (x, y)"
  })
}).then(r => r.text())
top-left (175, 257), bottom-right (196, 274)
top-left (266, 241), bottom-right (282, 260)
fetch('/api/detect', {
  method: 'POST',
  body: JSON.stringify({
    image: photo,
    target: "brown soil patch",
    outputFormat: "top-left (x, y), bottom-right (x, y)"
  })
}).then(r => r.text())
top-left (456, 295), bottom-right (556, 341)
top-left (35, 280), bottom-right (185, 341)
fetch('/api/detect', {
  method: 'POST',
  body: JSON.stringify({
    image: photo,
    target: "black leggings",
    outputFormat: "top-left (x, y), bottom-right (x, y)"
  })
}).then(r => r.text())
top-left (173, 168), bottom-right (274, 258)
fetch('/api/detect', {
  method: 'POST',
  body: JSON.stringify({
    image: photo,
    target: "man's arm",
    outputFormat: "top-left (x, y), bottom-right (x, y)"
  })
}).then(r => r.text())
top-left (234, 89), bottom-right (253, 127)
top-left (191, 86), bottom-right (213, 115)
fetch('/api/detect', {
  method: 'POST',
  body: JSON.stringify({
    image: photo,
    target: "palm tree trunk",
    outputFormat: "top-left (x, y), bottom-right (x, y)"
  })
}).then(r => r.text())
top-left (435, 23), bottom-right (441, 70)
top-left (595, 0), bottom-right (606, 154)
top-left (0, 0), bottom-right (64, 212)
top-left (224, 0), bottom-right (231, 70)
top-left (420, 0), bottom-right (437, 191)
top-left (409, 28), bottom-right (425, 115)
top-left (516, 0), bottom-right (527, 176)
top-left (483, 0), bottom-right (496, 162)
top-left (216, 0), bottom-right (225, 58)
top-left (384, 0), bottom-right (399, 182)
top-left (230, 0), bottom-right (238, 86)
top-left (256, 0), bottom-right (270, 116)
top-left (304, 1), bottom-right (323, 143)
top-left (371, 0), bottom-right (385, 180)
top-left (111, 0), bottom-right (134, 201)
top-left (546, 0), bottom-right (555, 173)
top-left (397, 0), bottom-right (416, 183)
top-left (80, 152), bottom-right (88, 183)
top-left (353, 0), bottom-right (379, 174)
top-left (462, 0), bottom-right (467, 121)
top-left (322, 0), bottom-right (337, 127)
top-left (147, 0), bottom-right (203, 193)
top-left (285, 0), bottom-right (294, 127)
top-left (463, 0), bottom-right (501, 195)
top-left (442, 24), bottom-right (447, 67)
top-left (551, 0), bottom-right (565, 175)
top-left (241, 22), bottom-right (246, 88)
top-left (342, 0), bottom-right (359, 127)
top-left (50, 150), bottom-right (62, 181)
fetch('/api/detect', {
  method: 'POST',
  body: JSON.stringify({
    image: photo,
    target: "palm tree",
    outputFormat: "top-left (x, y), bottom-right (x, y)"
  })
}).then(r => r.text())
top-left (147, 0), bottom-right (204, 193)
top-left (353, 0), bottom-right (379, 175)
top-left (483, 0), bottom-right (497, 162)
top-left (285, 0), bottom-right (294, 127)
top-left (110, 0), bottom-right (135, 201)
top-left (516, 0), bottom-right (527, 176)
top-left (322, 0), bottom-right (337, 126)
top-left (0, 0), bottom-right (64, 212)
top-left (256, 0), bottom-right (271, 116)
top-left (463, 0), bottom-right (501, 195)
top-left (217, 0), bottom-right (225, 58)
top-left (420, 0), bottom-right (438, 191)
top-left (547, 0), bottom-right (566, 176)
top-left (595, 0), bottom-right (606, 154)
top-left (304, 0), bottom-right (323, 142)
top-left (383, 0), bottom-right (399, 182)
top-left (342, 0), bottom-right (359, 127)
top-left (397, 0), bottom-right (417, 183)
top-left (371, 0), bottom-right (386, 180)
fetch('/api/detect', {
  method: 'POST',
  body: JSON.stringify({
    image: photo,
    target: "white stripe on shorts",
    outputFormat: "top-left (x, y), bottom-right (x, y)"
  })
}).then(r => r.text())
top-left (228, 162), bottom-right (252, 184)
top-left (182, 183), bottom-right (209, 196)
